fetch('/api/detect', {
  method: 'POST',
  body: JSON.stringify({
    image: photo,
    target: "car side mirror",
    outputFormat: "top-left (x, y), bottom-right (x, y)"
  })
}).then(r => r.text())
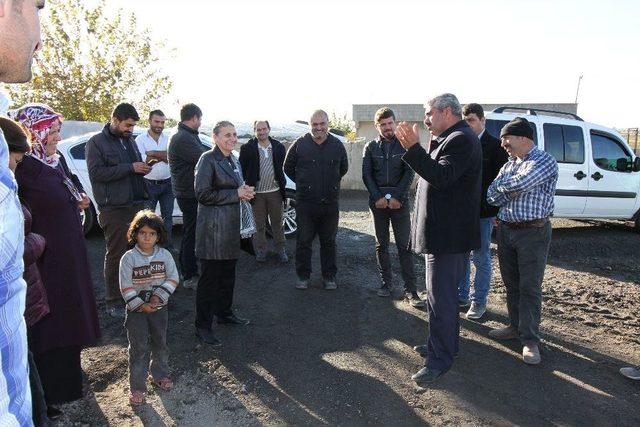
top-left (633, 157), bottom-right (640, 172)
top-left (617, 158), bottom-right (630, 171)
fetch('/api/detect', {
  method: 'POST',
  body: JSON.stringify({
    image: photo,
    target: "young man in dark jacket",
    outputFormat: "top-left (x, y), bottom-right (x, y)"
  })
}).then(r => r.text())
top-left (284, 110), bottom-right (348, 290)
top-left (86, 103), bottom-right (149, 318)
top-left (457, 103), bottom-right (508, 320)
top-left (239, 120), bottom-right (288, 263)
top-left (167, 104), bottom-right (206, 289)
top-left (362, 107), bottom-right (422, 307)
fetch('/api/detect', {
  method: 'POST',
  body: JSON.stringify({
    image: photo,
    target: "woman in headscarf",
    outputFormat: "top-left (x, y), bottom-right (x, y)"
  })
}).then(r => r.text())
top-left (10, 103), bottom-right (101, 418)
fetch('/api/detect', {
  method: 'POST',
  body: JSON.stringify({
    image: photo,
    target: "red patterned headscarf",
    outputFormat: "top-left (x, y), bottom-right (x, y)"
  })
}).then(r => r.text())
top-left (8, 103), bottom-right (63, 168)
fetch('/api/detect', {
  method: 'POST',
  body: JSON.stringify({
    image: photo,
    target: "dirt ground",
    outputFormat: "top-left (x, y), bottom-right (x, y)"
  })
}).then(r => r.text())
top-left (57, 191), bottom-right (640, 426)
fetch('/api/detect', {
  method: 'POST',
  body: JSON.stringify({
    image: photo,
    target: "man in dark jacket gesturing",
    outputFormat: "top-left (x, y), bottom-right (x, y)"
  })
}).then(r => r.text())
top-left (284, 110), bottom-right (348, 290)
top-left (239, 120), bottom-right (288, 263)
top-left (86, 103), bottom-right (150, 317)
top-left (167, 104), bottom-right (206, 290)
top-left (396, 93), bottom-right (482, 384)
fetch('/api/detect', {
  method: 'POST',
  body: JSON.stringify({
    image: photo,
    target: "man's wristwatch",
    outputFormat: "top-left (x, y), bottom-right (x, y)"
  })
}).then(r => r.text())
top-left (385, 193), bottom-right (392, 200)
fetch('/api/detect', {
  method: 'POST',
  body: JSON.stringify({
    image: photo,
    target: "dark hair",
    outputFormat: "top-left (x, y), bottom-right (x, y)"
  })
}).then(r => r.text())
top-left (127, 209), bottom-right (167, 246)
top-left (213, 120), bottom-right (235, 135)
top-left (148, 109), bottom-right (165, 120)
top-left (253, 120), bottom-right (270, 131)
top-left (112, 103), bottom-right (140, 122)
top-left (0, 117), bottom-right (30, 153)
top-left (462, 103), bottom-right (485, 120)
top-left (374, 107), bottom-right (395, 123)
top-left (180, 103), bottom-right (202, 122)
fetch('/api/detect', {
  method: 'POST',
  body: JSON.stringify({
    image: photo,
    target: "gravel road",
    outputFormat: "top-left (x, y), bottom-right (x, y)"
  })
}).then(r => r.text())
top-left (57, 191), bottom-right (640, 426)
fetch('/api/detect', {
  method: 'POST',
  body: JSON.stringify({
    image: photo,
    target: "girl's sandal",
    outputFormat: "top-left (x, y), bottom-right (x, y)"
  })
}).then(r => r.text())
top-left (129, 390), bottom-right (145, 406)
top-left (153, 377), bottom-right (173, 391)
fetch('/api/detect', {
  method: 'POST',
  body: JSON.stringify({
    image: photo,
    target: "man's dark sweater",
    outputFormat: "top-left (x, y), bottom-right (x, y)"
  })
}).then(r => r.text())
top-left (479, 130), bottom-right (508, 218)
top-left (168, 122), bottom-right (207, 199)
top-left (283, 133), bottom-right (348, 205)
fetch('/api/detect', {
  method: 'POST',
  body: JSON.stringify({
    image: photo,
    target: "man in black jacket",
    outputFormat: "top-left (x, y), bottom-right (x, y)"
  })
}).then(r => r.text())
top-left (457, 103), bottom-right (508, 320)
top-left (168, 103), bottom-right (206, 289)
top-left (396, 93), bottom-right (482, 384)
top-left (86, 103), bottom-right (150, 317)
top-left (362, 107), bottom-right (422, 307)
top-left (284, 110), bottom-right (348, 290)
top-left (239, 120), bottom-right (288, 263)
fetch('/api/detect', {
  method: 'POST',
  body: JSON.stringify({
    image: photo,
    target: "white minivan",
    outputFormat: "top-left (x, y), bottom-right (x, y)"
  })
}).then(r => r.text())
top-left (486, 107), bottom-right (640, 230)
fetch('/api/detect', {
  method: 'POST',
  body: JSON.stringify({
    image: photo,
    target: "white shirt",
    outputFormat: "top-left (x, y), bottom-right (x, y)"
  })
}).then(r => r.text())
top-left (258, 141), bottom-right (272, 158)
top-left (135, 131), bottom-right (171, 180)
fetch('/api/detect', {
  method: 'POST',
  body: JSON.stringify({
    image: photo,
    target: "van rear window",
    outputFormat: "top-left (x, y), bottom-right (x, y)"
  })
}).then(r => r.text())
top-left (486, 119), bottom-right (538, 144)
top-left (543, 123), bottom-right (585, 164)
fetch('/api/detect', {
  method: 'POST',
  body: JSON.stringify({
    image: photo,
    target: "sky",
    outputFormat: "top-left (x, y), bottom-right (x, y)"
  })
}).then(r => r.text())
top-left (77, 0), bottom-right (640, 128)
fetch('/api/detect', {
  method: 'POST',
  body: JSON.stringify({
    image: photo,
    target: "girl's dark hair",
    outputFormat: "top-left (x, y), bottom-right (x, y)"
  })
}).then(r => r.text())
top-left (127, 209), bottom-right (167, 246)
top-left (0, 117), bottom-right (30, 153)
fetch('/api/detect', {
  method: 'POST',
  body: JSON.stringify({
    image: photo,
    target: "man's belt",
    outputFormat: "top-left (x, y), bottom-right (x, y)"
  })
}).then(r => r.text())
top-left (499, 218), bottom-right (549, 229)
top-left (144, 178), bottom-right (171, 185)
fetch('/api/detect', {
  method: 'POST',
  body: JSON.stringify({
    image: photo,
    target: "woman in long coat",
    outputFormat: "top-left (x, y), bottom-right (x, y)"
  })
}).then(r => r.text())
top-left (11, 104), bottom-right (101, 416)
top-left (193, 121), bottom-right (255, 346)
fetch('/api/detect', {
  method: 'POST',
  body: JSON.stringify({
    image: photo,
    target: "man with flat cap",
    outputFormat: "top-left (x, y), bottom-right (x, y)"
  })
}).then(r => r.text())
top-left (486, 117), bottom-right (558, 365)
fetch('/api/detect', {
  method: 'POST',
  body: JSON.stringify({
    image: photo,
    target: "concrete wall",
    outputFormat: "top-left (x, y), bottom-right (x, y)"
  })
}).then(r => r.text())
top-left (356, 121), bottom-right (430, 147)
top-left (353, 102), bottom-right (579, 146)
top-left (353, 102), bottom-right (578, 125)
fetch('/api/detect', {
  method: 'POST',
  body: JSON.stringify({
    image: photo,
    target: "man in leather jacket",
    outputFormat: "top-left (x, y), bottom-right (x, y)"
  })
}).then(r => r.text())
top-left (362, 107), bottom-right (422, 307)
top-left (284, 110), bottom-right (348, 290)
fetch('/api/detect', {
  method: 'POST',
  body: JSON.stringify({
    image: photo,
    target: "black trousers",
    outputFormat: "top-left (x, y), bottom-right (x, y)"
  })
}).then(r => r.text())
top-left (295, 202), bottom-right (339, 280)
top-left (423, 252), bottom-right (468, 372)
top-left (176, 197), bottom-right (199, 280)
top-left (196, 259), bottom-right (238, 330)
top-left (28, 351), bottom-right (48, 426)
top-left (370, 205), bottom-right (416, 292)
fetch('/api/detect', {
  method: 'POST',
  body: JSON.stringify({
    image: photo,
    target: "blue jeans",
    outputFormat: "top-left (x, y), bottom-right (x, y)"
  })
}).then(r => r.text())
top-left (458, 217), bottom-right (494, 304)
top-left (145, 178), bottom-right (174, 246)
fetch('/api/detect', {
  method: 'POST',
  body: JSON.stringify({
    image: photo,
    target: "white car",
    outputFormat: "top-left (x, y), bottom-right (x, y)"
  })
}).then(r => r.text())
top-left (57, 128), bottom-right (298, 236)
top-left (485, 107), bottom-right (640, 229)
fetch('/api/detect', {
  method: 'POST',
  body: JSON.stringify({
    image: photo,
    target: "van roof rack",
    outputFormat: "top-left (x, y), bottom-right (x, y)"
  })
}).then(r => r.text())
top-left (491, 106), bottom-right (583, 122)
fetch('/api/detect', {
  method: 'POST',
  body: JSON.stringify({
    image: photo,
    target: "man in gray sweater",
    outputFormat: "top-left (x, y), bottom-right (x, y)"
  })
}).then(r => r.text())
top-left (167, 104), bottom-right (206, 289)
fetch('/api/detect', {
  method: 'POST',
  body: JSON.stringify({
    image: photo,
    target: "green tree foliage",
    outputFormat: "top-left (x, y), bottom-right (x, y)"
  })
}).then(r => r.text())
top-left (6, 0), bottom-right (173, 122)
top-left (329, 112), bottom-right (356, 141)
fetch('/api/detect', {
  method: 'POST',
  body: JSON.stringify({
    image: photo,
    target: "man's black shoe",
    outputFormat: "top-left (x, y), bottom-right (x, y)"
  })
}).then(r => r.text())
top-left (217, 314), bottom-right (250, 325)
top-left (195, 328), bottom-right (222, 346)
top-left (411, 367), bottom-right (446, 384)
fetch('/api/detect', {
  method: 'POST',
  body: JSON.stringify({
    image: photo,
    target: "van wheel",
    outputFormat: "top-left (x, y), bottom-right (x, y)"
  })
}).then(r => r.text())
top-left (635, 216), bottom-right (640, 233)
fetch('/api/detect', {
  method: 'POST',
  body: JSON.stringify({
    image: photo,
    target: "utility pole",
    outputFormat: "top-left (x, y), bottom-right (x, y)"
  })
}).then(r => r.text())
top-left (574, 73), bottom-right (583, 105)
